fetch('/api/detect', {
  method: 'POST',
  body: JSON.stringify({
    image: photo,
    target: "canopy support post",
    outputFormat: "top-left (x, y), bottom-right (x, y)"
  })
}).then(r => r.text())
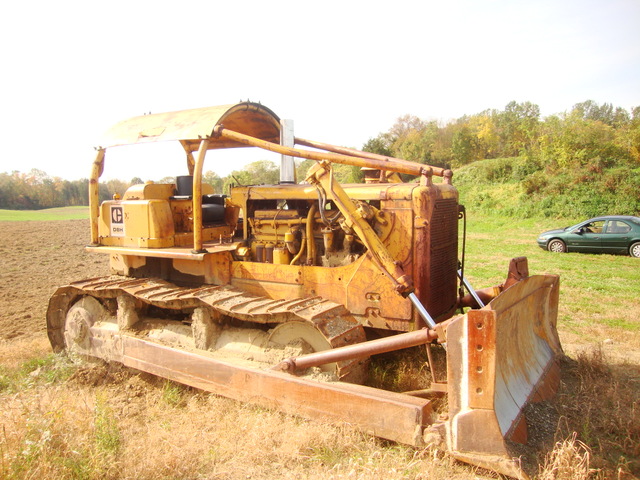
top-left (89, 148), bottom-right (105, 246)
top-left (192, 138), bottom-right (210, 253)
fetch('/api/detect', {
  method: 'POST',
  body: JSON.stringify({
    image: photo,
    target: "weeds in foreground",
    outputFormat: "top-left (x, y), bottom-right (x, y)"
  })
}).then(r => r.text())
top-left (1, 345), bottom-right (638, 479)
top-left (94, 391), bottom-right (121, 456)
top-left (538, 432), bottom-right (592, 480)
top-left (542, 347), bottom-right (640, 479)
top-left (367, 346), bottom-right (436, 392)
top-left (0, 353), bottom-right (76, 394)
top-left (161, 379), bottom-right (186, 407)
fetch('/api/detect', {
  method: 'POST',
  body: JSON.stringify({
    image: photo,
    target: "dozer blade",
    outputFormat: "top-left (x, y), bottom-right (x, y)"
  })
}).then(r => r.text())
top-left (446, 274), bottom-right (562, 479)
top-left (83, 332), bottom-right (435, 446)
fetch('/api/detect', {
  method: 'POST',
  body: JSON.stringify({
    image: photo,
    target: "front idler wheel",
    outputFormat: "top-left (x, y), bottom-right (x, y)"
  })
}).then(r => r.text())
top-left (267, 319), bottom-right (368, 383)
top-left (64, 296), bottom-right (107, 357)
top-left (268, 322), bottom-right (334, 375)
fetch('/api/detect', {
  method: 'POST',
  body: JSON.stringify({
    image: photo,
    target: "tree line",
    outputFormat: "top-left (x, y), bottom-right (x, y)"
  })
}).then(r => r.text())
top-left (1, 100), bottom-right (638, 213)
top-left (359, 99), bottom-right (640, 217)
top-left (363, 100), bottom-right (639, 171)
top-left (0, 171), bottom-right (129, 210)
top-left (0, 160), bottom-right (361, 211)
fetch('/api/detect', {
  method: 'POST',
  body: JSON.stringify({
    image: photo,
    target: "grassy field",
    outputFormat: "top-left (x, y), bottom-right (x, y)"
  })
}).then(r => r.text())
top-left (0, 214), bottom-right (638, 479)
top-left (462, 215), bottom-right (640, 355)
top-left (0, 206), bottom-right (89, 221)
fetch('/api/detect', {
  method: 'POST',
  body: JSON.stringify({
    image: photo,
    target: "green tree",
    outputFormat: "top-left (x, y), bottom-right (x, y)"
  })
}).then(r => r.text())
top-left (469, 112), bottom-right (500, 159)
top-left (537, 110), bottom-right (628, 171)
top-left (430, 121), bottom-right (455, 166)
top-left (203, 170), bottom-right (224, 193)
top-left (0, 173), bottom-right (16, 208)
top-left (497, 101), bottom-right (540, 156)
top-left (362, 136), bottom-right (393, 157)
top-left (101, 179), bottom-right (129, 200)
top-left (223, 160), bottom-right (279, 192)
top-left (387, 115), bottom-right (429, 163)
top-left (332, 163), bottom-right (364, 183)
top-left (572, 100), bottom-right (630, 127)
top-left (451, 125), bottom-right (481, 166)
top-left (296, 159), bottom-right (316, 182)
top-left (623, 108), bottom-right (640, 163)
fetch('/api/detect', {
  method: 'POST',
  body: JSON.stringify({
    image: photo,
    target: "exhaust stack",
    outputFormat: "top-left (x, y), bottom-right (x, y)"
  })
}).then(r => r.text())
top-left (280, 119), bottom-right (296, 184)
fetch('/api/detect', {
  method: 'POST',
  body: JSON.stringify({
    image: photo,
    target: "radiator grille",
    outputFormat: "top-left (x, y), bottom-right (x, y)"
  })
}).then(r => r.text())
top-left (428, 198), bottom-right (458, 318)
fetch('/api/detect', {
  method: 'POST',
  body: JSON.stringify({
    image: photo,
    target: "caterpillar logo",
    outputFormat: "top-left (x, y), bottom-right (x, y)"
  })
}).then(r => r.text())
top-left (110, 205), bottom-right (125, 237)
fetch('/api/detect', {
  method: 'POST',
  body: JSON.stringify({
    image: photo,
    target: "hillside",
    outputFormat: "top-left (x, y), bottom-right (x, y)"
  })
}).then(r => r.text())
top-left (454, 156), bottom-right (640, 219)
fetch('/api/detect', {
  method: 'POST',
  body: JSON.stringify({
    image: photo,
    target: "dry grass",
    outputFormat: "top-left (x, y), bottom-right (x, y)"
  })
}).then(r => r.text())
top-left (3, 347), bottom-right (637, 479)
top-left (536, 348), bottom-right (640, 479)
top-left (538, 432), bottom-right (592, 480)
top-left (0, 337), bottom-right (50, 369)
top-left (1, 360), bottom-right (485, 480)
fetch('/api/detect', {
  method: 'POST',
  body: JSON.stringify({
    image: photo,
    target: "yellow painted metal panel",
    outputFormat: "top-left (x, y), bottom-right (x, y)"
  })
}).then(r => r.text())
top-left (123, 183), bottom-right (175, 200)
top-left (98, 200), bottom-right (174, 248)
top-left (148, 200), bottom-right (175, 239)
top-left (101, 102), bottom-right (280, 150)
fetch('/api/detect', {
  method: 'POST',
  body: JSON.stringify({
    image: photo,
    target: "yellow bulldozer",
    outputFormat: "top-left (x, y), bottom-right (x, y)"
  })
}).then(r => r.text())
top-left (47, 102), bottom-right (563, 478)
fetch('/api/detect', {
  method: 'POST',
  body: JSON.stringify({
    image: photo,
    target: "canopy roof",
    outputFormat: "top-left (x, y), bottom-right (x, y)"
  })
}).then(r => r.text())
top-left (100, 102), bottom-right (281, 152)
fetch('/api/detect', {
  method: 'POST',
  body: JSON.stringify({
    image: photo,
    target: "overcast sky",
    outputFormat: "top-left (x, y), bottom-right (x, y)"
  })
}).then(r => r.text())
top-left (0, 0), bottom-right (638, 181)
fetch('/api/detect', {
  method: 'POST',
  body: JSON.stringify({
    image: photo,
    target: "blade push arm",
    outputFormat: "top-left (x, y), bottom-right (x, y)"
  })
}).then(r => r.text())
top-left (305, 160), bottom-right (413, 296)
top-left (306, 161), bottom-right (438, 329)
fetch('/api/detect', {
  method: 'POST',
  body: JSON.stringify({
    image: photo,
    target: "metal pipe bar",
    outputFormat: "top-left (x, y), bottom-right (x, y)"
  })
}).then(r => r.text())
top-left (459, 288), bottom-right (501, 309)
top-left (457, 269), bottom-right (486, 308)
top-left (408, 292), bottom-right (437, 329)
top-left (425, 343), bottom-right (438, 383)
top-left (280, 119), bottom-right (296, 183)
top-left (295, 136), bottom-right (447, 177)
top-left (89, 148), bottom-right (105, 246)
top-left (274, 328), bottom-right (437, 373)
top-left (213, 126), bottom-right (429, 177)
top-left (192, 138), bottom-right (210, 253)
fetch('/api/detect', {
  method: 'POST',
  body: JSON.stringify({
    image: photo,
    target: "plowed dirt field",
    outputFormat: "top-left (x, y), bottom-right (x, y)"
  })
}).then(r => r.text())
top-left (0, 219), bottom-right (108, 342)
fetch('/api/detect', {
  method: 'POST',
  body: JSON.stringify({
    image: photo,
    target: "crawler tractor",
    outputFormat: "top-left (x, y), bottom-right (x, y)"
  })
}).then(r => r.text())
top-left (47, 102), bottom-right (563, 478)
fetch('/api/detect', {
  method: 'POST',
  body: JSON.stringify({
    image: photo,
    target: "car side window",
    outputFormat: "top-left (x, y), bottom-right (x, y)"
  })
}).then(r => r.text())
top-left (583, 221), bottom-right (605, 233)
top-left (605, 220), bottom-right (631, 234)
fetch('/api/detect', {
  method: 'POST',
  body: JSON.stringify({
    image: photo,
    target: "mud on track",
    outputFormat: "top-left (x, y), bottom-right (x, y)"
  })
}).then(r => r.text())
top-left (0, 219), bottom-right (108, 342)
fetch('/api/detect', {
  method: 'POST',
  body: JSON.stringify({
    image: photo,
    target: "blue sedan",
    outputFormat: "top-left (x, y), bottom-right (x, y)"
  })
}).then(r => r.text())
top-left (537, 215), bottom-right (640, 257)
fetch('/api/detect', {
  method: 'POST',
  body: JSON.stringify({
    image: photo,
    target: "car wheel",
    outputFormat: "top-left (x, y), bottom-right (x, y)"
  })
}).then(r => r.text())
top-left (630, 242), bottom-right (640, 258)
top-left (548, 239), bottom-right (566, 253)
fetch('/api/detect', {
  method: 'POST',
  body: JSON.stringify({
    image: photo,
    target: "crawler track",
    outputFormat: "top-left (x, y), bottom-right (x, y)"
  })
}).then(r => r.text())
top-left (47, 276), bottom-right (368, 382)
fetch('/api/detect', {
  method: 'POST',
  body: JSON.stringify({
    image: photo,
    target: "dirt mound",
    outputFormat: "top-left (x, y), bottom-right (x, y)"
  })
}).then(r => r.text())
top-left (0, 219), bottom-right (108, 341)
top-left (68, 361), bottom-right (132, 387)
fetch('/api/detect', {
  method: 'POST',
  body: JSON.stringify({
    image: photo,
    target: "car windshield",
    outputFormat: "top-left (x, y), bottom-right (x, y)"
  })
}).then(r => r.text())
top-left (566, 221), bottom-right (585, 231)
